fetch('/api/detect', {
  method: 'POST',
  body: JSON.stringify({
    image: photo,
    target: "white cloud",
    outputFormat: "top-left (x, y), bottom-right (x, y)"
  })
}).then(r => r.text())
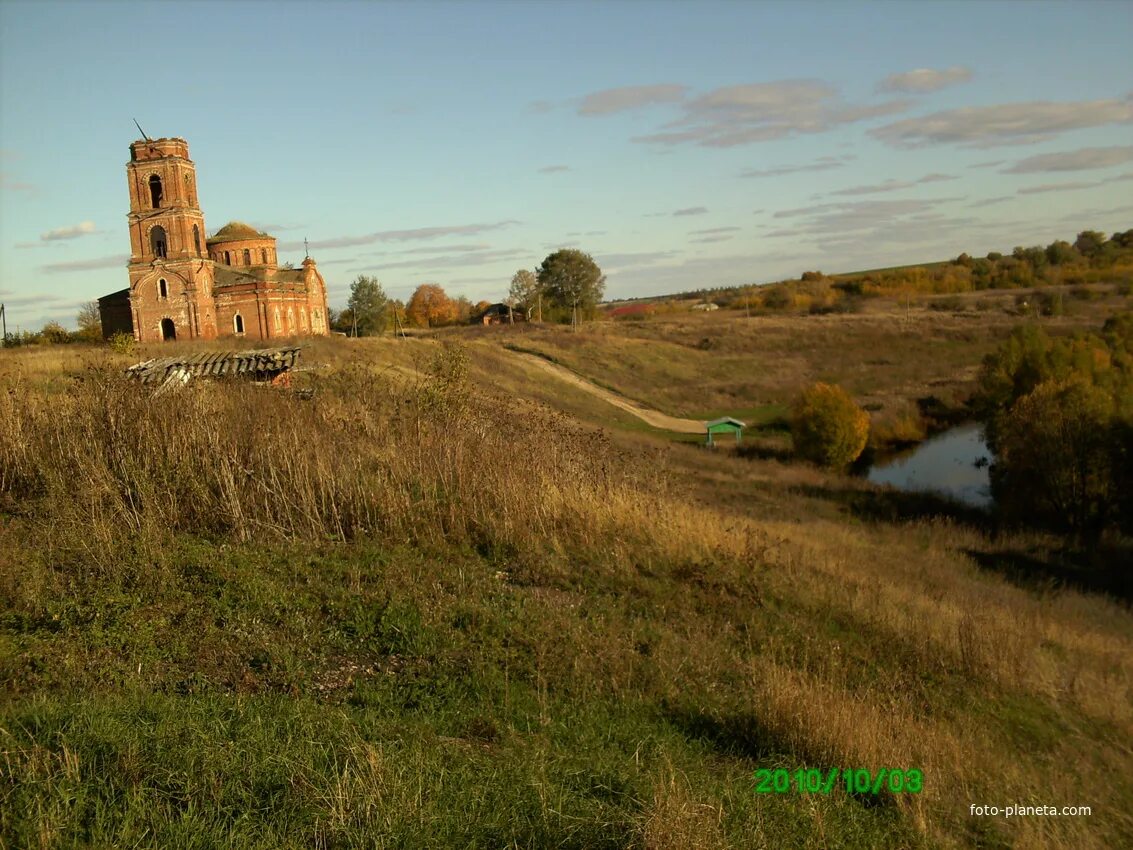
top-left (631, 80), bottom-right (910, 148)
top-left (366, 243), bottom-right (493, 257)
top-left (871, 97), bottom-right (1133, 148)
top-left (1, 172), bottom-right (35, 193)
top-left (41, 221), bottom-right (98, 241)
top-left (595, 250), bottom-right (682, 272)
top-left (365, 248), bottom-right (530, 271)
top-left (1017, 180), bottom-right (1104, 195)
top-left (740, 156), bottom-right (851, 179)
top-left (878, 66), bottom-right (973, 94)
top-left (279, 221), bottom-right (520, 252)
top-left (763, 198), bottom-right (977, 251)
top-left (968, 196), bottom-right (1014, 208)
top-left (829, 173), bottom-right (957, 196)
top-left (577, 84), bottom-right (687, 116)
top-left (1002, 145), bottom-right (1133, 173)
top-left (41, 254), bottom-right (129, 274)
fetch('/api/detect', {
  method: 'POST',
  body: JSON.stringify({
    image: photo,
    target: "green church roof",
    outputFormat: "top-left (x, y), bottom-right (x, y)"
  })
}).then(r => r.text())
top-left (207, 221), bottom-right (271, 243)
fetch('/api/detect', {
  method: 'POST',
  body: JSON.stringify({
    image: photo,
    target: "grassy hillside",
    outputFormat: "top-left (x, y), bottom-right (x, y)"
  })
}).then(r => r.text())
top-left (2, 313), bottom-right (1131, 848)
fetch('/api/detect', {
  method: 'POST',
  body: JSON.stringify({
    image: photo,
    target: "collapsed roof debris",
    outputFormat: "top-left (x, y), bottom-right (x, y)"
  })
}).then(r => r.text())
top-left (125, 347), bottom-right (305, 395)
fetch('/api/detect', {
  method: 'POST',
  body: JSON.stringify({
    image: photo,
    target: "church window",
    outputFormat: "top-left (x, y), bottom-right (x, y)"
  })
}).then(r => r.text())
top-left (224, 251), bottom-right (231, 265)
top-left (287, 307), bottom-right (295, 332)
top-left (148, 174), bottom-right (163, 208)
top-left (193, 225), bottom-right (201, 255)
top-left (234, 314), bottom-right (245, 334)
top-left (261, 249), bottom-right (268, 264)
top-left (150, 225), bottom-right (168, 258)
top-left (243, 248), bottom-right (251, 265)
top-left (274, 307), bottom-right (281, 332)
top-left (158, 278), bottom-right (168, 298)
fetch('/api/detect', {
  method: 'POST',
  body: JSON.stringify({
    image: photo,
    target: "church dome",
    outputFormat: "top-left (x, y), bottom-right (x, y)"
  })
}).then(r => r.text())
top-left (207, 221), bottom-right (270, 243)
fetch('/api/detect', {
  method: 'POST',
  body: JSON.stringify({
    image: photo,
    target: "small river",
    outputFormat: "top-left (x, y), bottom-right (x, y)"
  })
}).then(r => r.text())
top-left (866, 423), bottom-right (993, 509)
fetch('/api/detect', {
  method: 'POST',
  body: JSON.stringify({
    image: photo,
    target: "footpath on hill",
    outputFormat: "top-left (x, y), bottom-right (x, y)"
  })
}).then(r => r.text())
top-left (509, 350), bottom-right (706, 434)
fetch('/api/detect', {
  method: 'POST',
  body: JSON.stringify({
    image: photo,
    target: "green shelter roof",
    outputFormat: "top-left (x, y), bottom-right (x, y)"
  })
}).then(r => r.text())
top-left (706, 417), bottom-right (746, 431)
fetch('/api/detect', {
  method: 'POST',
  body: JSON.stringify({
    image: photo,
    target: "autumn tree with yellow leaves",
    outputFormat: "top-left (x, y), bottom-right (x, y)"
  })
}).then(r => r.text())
top-left (406, 284), bottom-right (457, 328)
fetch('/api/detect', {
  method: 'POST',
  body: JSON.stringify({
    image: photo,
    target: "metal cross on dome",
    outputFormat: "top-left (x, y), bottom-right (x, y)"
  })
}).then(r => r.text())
top-left (304, 237), bottom-right (309, 259)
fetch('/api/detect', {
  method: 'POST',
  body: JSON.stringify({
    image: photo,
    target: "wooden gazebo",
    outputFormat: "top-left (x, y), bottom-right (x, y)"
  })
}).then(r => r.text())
top-left (705, 416), bottom-right (745, 447)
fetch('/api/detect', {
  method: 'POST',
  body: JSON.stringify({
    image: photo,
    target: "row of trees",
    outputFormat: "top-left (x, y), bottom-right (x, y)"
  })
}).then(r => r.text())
top-left (336, 249), bottom-right (606, 336)
top-left (3, 302), bottom-right (103, 346)
top-left (654, 229), bottom-right (1133, 317)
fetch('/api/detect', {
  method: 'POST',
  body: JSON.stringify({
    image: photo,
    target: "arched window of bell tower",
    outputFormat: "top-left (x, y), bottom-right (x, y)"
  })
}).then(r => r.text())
top-left (150, 226), bottom-right (168, 258)
top-left (193, 225), bottom-right (201, 256)
top-left (158, 278), bottom-right (168, 299)
top-left (148, 174), bottom-right (163, 208)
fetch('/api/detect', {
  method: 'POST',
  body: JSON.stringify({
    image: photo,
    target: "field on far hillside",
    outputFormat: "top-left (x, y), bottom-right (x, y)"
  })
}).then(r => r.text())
top-left (449, 283), bottom-right (1132, 448)
top-left (2, 291), bottom-right (1132, 848)
top-left (484, 286), bottom-right (1128, 415)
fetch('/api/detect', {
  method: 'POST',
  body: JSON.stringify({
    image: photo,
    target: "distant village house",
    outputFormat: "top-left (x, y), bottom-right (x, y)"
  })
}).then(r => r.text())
top-left (473, 303), bottom-right (527, 325)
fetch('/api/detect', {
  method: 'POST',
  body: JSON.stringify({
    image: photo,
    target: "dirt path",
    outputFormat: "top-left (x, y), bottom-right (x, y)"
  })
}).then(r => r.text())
top-left (511, 351), bottom-right (706, 434)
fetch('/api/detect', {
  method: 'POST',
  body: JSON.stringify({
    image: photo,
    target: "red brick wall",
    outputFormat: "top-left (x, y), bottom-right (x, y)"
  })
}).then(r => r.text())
top-left (122, 137), bottom-right (330, 343)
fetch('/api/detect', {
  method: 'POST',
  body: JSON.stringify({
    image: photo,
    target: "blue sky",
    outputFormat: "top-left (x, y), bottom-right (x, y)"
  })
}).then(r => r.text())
top-left (1, 0), bottom-right (1131, 330)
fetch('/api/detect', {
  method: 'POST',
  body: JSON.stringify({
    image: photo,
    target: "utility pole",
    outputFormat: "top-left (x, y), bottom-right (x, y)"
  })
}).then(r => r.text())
top-left (0, 303), bottom-right (6, 346)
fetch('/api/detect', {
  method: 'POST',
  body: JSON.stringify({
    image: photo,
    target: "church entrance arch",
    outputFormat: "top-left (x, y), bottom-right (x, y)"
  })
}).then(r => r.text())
top-left (161, 318), bottom-right (176, 341)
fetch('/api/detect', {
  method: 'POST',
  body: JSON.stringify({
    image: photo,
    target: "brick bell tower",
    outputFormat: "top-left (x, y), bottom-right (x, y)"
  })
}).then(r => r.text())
top-left (126, 136), bottom-right (217, 341)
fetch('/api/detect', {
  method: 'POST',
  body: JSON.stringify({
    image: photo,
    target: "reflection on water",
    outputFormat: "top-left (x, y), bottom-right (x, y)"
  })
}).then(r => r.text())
top-left (867, 423), bottom-right (992, 508)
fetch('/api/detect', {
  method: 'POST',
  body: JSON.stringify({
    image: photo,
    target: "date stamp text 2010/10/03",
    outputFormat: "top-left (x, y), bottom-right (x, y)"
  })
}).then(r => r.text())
top-left (754, 768), bottom-right (924, 795)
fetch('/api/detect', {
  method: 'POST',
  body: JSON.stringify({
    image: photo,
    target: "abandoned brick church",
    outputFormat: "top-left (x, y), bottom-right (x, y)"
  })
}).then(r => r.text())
top-left (98, 136), bottom-right (330, 343)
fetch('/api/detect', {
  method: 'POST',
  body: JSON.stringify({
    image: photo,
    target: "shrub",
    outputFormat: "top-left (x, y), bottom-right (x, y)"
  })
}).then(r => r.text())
top-left (1036, 290), bottom-right (1065, 316)
top-left (761, 286), bottom-right (793, 310)
top-left (108, 331), bottom-right (137, 355)
top-left (38, 322), bottom-right (71, 345)
top-left (790, 382), bottom-right (870, 469)
top-left (929, 296), bottom-right (965, 312)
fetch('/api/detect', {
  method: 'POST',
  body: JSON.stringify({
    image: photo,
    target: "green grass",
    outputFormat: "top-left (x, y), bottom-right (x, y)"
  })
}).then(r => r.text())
top-left (3, 536), bottom-right (934, 849)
